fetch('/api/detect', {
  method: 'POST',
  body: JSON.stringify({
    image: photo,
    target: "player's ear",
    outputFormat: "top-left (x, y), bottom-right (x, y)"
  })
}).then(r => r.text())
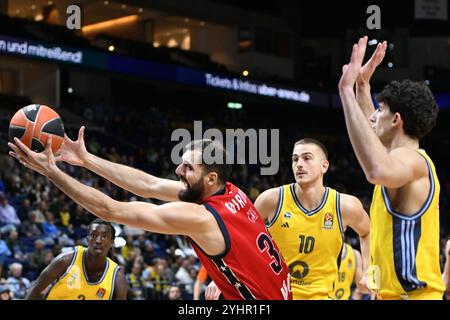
top-left (322, 159), bottom-right (329, 174)
top-left (207, 172), bottom-right (218, 185)
top-left (392, 112), bottom-right (403, 129)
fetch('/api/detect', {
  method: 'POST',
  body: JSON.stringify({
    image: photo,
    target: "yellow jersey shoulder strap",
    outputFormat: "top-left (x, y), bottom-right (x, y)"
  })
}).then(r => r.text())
top-left (266, 185), bottom-right (287, 227)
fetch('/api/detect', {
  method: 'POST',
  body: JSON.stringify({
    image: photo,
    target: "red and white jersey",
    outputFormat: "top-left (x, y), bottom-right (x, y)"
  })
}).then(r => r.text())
top-left (189, 182), bottom-right (291, 300)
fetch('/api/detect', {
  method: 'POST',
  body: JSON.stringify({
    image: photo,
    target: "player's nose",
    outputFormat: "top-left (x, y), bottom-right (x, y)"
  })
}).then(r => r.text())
top-left (175, 163), bottom-right (183, 176)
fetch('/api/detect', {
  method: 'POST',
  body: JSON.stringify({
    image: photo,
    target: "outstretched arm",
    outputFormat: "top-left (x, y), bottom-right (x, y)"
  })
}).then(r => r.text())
top-left (338, 37), bottom-right (424, 188)
top-left (56, 126), bottom-right (182, 202)
top-left (356, 41), bottom-right (387, 118)
top-left (8, 138), bottom-right (214, 238)
top-left (26, 252), bottom-right (73, 300)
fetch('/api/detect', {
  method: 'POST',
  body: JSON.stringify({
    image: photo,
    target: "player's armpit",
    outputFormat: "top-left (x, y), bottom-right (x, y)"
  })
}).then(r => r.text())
top-left (254, 187), bottom-right (280, 223)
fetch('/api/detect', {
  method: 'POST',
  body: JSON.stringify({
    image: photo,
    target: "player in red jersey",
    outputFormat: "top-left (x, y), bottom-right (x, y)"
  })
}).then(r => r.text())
top-left (8, 135), bottom-right (291, 300)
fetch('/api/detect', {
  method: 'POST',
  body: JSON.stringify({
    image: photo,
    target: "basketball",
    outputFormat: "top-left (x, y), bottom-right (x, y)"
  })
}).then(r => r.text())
top-left (9, 104), bottom-right (65, 153)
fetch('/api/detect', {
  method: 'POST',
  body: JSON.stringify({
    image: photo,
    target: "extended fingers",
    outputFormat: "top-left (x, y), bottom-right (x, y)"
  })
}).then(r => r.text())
top-left (12, 137), bottom-right (33, 156)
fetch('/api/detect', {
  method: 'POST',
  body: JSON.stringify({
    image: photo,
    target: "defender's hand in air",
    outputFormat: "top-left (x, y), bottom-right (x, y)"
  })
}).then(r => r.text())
top-left (8, 136), bottom-right (58, 177)
top-left (55, 126), bottom-right (89, 166)
top-left (357, 41), bottom-right (387, 85)
top-left (338, 36), bottom-right (368, 91)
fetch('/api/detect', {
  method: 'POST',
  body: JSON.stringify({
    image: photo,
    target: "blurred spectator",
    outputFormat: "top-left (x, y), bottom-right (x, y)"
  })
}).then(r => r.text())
top-left (127, 262), bottom-right (146, 300)
top-left (20, 211), bottom-right (43, 238)
top-left (0, 192), bottom-right (21, 234)
top-left (0, 233), bottom-right (12, 278)
top-left (0, 285), bottom-right (12, 300)
top-left (167, 284), bottom-right (182, 300)
top-left (27, 239), bottom-right (45, 275)
top-left (6, 262), bottom-right (30, 299)
top-left (5, 229), bottom-right (27, 263)
top-left (142, 242), bottom-right (155, 266)
top-left (30, 201), bottom-right (48, 224)
top-left (17, 199), bottom-right (31, 222)
top-left (42, 212), bottom-right (59, 244)
top-left (175, 258), bottom-right (195, 297)
top-left (58, 204), bottom-right (71, 228)
top-left (193, 265), bottom-right (208, 300)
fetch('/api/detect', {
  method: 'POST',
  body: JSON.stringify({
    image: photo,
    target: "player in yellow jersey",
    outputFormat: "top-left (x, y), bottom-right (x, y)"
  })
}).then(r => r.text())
top-left (339, 36), bottom-right (445, 300)
top-left (330, 242), bottom-right (363, 300)
top-left (256, 139), bottom-right (370, 299)
top-left (26, 219), bottom-right (127, 300)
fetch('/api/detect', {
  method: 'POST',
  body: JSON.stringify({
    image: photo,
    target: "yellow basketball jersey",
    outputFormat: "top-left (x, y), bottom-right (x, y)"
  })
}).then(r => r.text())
top-left (331, 243), bottom-right (356, 300)
top-left (267, 184), bottom-right (344, 300)
top-left (369, 149), bottom-right (445, 300)
top-left (46, 246), bottom-right (120, 300)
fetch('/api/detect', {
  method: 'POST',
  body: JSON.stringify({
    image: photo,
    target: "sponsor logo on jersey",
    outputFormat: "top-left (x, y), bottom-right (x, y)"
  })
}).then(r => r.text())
top-left (247, 208), bottom-right (258, 223)
top-left (281, 222), bottom-right (290, 228)
top-left (67, 272), bottom-right (78, 287)
top-left (347, 259), bottom-right (353, 269)
top-left (323, 212), bottom-right (334, 229)
top-left (96, 288), bottom-right (106, 299)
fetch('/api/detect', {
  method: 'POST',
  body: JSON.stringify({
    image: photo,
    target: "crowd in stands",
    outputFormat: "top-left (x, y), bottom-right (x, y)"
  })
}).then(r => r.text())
top-left (1, 96), bottom-right (449, 300)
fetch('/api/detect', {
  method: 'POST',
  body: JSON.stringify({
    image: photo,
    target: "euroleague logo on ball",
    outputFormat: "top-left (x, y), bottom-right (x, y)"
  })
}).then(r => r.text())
top-left (9, 104), bottom-right (65, 153)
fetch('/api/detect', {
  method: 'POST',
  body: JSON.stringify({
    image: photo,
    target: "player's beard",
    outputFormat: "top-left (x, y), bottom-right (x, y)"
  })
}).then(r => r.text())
top-left (178, 177), bottom-right (205, 203)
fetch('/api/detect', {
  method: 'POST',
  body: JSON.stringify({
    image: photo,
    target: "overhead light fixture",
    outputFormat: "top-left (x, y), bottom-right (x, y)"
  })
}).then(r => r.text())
top-left (184, 18), bottom-right (189, 23)
top-left (48, 1), bottom-right (53, 5)
top-left (31, 4), bottom-right (36, 10)
top-left (387, 62), bottom-right (394, 68)
top-left (108, 45), bottom-right (115, 52)
top-left (67, 87), bottom-right (73, 94)
top-left (121, 4), bottom-right (127, 9)
top-left (242, 70), bottom-right (249, 77)
top-left (368, 39), bottom-right (378, 46)
top-left (35, 14), bottom-right (44, 21)
top-left (82, 15), bottom-right (139, 34)
top-left (138, 8), bottom-right (143, 13)
top-left (200, 21), bottom-right (205, 26)
top-left (227, 102), bottom-right (243, 109)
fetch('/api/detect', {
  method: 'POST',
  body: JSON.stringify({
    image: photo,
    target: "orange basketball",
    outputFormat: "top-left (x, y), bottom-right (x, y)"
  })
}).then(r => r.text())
top-left (9, 104), bottom-right (65, 153)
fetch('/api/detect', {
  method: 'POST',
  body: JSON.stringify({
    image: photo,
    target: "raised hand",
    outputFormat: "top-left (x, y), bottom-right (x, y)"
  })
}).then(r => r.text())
top-left (55, 126), bottom-right (89, 166)
top-left (8, 136), bottom-right (58, 177)
top-left (204, 281), bottom-right (221, 300)
top-left (338, 36), bottom-right (368, 91)
top-left (357, 41), bottom-right (387, 85)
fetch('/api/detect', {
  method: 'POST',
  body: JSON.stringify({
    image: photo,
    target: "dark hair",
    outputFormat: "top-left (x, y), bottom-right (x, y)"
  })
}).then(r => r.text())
top-left (294, 138), bottom-right (328, 160)
top-left (88, 218), bottom-right (116, 240)
top-left (185, 139), bottom-right (232, 184)
top-left (376, 80), bottom-right (439, 140)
